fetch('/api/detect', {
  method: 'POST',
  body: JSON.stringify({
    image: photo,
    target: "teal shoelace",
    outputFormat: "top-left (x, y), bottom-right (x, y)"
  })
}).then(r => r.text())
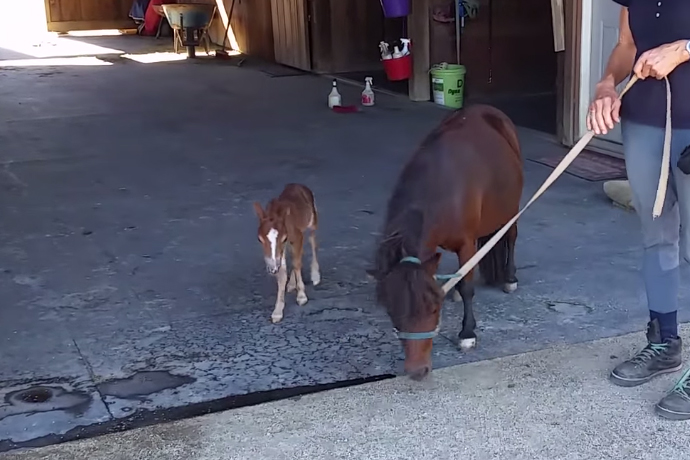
top-left (669, 368), bottom-right (690, 400)
top-left (629, 343), bottom-right (668, 365)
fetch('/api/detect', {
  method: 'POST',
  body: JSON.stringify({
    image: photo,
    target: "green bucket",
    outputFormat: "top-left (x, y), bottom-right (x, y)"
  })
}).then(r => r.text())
top-left (430, 63), bottom-right (466, 109)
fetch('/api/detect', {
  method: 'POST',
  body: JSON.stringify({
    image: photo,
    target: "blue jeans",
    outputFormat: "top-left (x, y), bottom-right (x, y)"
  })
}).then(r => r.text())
top-left (622, 121), bottom-right (690, 316)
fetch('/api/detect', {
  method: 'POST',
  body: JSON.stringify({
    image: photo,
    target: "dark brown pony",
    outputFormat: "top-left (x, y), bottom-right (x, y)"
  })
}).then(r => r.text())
top-left (366, 104), bottom-right (523, 380)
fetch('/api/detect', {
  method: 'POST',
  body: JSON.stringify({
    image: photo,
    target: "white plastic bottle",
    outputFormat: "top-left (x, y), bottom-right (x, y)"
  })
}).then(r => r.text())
top-left (400, 38), bottom-right (411, 56)
top-left (328, 79), bottom-right (342, 108)
top-left (379, 41), bottom-right (392, 60)
top-left (361, 77), bottom-right (375, 106)
top-left (392, 46), bottom-right (403, 59)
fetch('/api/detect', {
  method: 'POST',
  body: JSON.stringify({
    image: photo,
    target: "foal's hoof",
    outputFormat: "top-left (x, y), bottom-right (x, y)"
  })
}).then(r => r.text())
top-left (271, 313), bottom-right (283, 323)
top-left (296, 293), bottom-right (308, 306)
top-left (503, 282), bottom-right (518, 293)
top-left (459, 336), bottom-right (477, 351)
top-left (311, 272), bottom-right (321, 286)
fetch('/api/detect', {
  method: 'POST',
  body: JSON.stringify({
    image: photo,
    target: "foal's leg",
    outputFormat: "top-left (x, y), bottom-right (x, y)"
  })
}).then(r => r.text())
top-left (291, 232), bottom-right (309, 306)
top-left (309, 227), bottom-right (321, 286)
top-left (271, 251), bottom-right (288, 323)
top-left (504, 223), bottom-right (519, 293)
top-left (287, 266), bottom-right (297, 293)
top-left (456, 243), bottom-right (478, 351)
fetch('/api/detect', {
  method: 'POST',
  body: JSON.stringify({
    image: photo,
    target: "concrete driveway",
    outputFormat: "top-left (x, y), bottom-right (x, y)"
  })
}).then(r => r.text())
top-left (5, 328), bottom-right (690, 460)
top-left (1, 33), bottom-right (687, 453)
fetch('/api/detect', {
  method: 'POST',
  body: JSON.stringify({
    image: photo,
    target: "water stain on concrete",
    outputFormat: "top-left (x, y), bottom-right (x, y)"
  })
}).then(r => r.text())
top-left (1, 386), bottom-right (91, 420)
top-left (97, 371), bottom-right (195, 400)
top-left (546, 301), bottom-right (593, 316)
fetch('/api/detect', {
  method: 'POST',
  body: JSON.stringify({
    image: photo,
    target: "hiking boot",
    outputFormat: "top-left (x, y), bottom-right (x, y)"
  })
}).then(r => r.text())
top-left (656, 368), bottom-right (690, 420)
top-left (610, 319), bottom-right (682, 387)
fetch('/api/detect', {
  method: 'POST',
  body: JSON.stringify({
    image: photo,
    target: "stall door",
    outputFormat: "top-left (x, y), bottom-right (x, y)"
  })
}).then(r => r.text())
top-left (44, 0), bottom-right (134, 33)
top-left (587, 0), bottom-right (626, 144)
top-left (270, 0), bottom-right (311, 70)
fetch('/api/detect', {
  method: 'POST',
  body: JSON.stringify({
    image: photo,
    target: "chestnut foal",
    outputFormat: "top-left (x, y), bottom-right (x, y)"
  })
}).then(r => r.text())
top-left (254, 183), bottom-right (321, 323)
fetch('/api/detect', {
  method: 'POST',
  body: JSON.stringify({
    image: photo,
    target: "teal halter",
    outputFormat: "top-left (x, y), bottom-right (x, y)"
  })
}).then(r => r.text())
top-left (399, 256), bottom-right (459, 280)
top-left (393, 256), bottom-right (455, 340)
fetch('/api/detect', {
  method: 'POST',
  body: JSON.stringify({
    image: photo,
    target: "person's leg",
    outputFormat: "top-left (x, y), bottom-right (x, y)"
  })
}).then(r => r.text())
top-left (610, 121), bottom-right (683, 387)
top-left (655, 126), bottom-right (690, 420)
top-left (673, 128), bottom-right (690, 266)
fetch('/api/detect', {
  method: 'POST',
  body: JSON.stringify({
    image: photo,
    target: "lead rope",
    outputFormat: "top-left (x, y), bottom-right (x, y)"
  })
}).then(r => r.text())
top-left (654, 76), bottom-right (672, 218)
top-left (441, 75), bottom-right (672, 295)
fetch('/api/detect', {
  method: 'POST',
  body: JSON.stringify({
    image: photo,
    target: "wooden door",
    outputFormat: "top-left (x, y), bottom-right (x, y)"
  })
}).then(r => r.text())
top-left (270, 0), bottom-right (311, 70)
top-left (44, 0), bottom-right (134, 33)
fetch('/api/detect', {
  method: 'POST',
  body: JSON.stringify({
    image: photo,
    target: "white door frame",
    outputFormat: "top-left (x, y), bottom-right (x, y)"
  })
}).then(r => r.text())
top-left (576, 0), bottom-right (624, 158)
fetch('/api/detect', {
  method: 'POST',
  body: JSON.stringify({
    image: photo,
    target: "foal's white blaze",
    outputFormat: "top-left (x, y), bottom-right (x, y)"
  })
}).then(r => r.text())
top-left (265, 228), bottom-right (280, 273)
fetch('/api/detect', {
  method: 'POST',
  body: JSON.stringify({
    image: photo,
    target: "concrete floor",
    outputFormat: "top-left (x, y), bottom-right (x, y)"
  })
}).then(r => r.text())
top-left (6, 327), bottom-right (690, 460)
top-left (1, 34), bottom-right (689, 452)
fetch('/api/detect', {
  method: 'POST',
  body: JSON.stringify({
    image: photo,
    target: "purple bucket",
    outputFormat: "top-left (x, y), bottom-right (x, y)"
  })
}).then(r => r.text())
top-left (380, 0), bottom-right (410, 18)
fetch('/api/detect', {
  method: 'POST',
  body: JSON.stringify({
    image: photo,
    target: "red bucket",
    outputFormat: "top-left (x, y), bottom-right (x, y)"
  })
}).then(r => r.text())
top-left (382, 54), bottom-right (412, 81)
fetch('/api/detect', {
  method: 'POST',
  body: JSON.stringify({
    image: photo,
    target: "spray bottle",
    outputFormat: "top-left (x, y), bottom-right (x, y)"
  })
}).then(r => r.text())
top-left (361, 77), bottom-right (375, 107)
top-left (392, 46), bottom-right (403, 59)
top-left (379, 41), bottom-right (392, 60)
top-left (328, 79), bottom-right (342, 108)
top-left (400, 38), bottom-right (411, 56)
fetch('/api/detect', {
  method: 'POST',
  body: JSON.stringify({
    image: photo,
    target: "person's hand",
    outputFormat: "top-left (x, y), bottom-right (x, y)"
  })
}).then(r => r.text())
top-left (633, 40), bottom-right (690, 80)
top-left (586, 78), bottom-right (621, 135)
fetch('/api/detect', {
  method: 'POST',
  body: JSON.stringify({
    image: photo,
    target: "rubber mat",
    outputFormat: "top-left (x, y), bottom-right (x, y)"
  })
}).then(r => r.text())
top-left (530, 150), bottom-right (627, 182)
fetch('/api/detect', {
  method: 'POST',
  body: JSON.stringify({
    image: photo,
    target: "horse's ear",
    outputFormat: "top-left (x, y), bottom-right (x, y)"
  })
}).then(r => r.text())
top-left (253, 202), bottom-right (265, 219)
top-left (422, 253), bottom-right (442, 276)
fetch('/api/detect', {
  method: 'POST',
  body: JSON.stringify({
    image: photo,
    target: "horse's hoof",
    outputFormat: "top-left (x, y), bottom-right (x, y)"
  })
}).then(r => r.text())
top-left (503, 282), bottom-right (518, 293)
top-left (459, 337), bottom-right (477, 351)
top-left (312, 272), bottom-right (321, 286)
top-left (297, 293), bottom-right (308, 306)
top-left (452, 290), bottom-right (462, 302)
top-left (271, 314), bottom-right (283, 323)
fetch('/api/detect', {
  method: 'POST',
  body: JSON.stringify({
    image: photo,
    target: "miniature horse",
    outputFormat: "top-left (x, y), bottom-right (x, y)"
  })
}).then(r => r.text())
top-left (254, 183), bottom-right (321, 323)
top-left (367, 104), bottom-right (523, 380)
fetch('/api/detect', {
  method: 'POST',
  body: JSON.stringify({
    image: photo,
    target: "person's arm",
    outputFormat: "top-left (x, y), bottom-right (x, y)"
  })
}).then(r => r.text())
top-left (634, 39), bottom-right (690, 79)
top-left (586, 6), bottom-right (636, 134)
top-left (598, 7), bottom-right (636, 88)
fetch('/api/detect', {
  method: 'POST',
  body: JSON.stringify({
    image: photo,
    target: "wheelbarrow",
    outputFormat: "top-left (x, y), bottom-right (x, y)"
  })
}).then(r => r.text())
top-left (161, 3), bottom-right (216, 58)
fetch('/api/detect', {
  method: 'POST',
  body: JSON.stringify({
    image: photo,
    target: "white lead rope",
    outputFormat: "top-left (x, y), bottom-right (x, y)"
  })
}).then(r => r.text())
top-left (655, 76), bottom-right (672, 218)
top-left (441, 75), bottom-right (672, 295)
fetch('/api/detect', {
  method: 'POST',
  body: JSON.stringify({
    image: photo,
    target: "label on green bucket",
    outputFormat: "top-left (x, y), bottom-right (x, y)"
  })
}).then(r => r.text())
top-left (430, 65), bottom-right (466, 109)
top-left (432, 78), bottom-right (445, 105)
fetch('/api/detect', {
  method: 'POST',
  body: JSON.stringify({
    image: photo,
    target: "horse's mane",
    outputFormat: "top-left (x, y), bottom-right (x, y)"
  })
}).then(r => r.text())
top-left (372, 206), bottom-right (443, 324)
top-left (369, 112), bottom-right (475, 323)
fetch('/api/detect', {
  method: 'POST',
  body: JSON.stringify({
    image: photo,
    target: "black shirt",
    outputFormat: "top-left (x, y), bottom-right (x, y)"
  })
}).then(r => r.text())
top-left (613, 0), bottom-right (690, 128)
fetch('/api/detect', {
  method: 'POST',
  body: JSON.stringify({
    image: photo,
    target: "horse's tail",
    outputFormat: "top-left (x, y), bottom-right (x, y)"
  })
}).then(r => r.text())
top-left (477, 229), bottom-right (511, 286)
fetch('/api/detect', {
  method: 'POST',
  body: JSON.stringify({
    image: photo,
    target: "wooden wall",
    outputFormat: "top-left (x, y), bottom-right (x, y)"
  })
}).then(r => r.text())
top-left (430, 0), bottom-right (557, 97)
top-left (209, 0), bottom-right (275, 61)
top-left (209, 0), bottom-right (388, 74)
top-left (310, 0), bottom-right (387, 74)
top-left (272, 0), bottom-right (311, 70)
top-left (44, 0), bottom-right (134, 32)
